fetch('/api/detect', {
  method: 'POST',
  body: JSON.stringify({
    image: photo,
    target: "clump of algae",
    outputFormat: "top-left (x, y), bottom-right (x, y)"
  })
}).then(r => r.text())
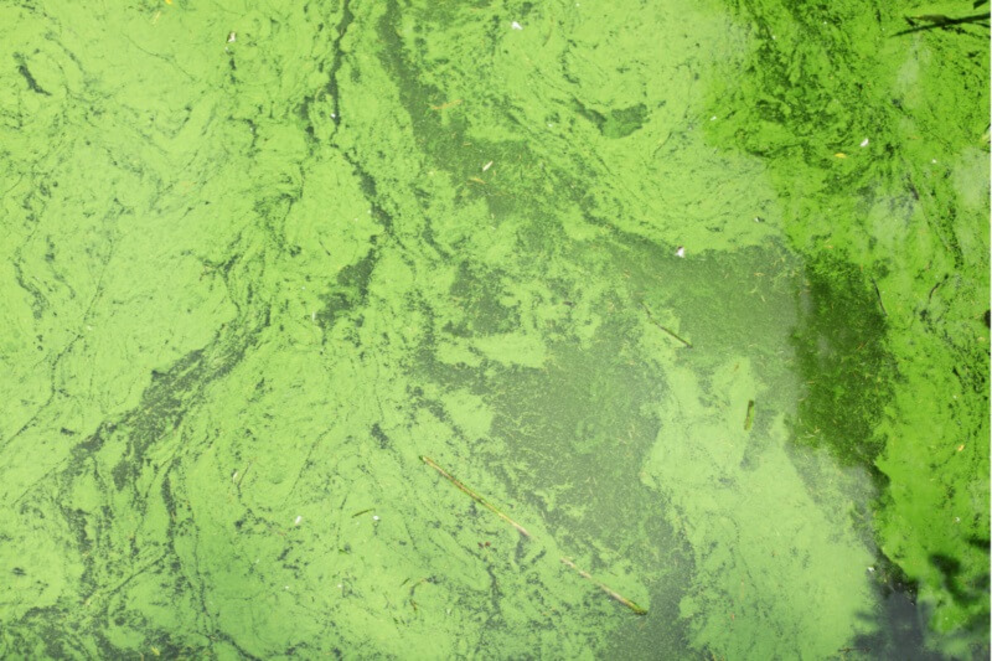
top-left (703, 0), bottom-right (990, 655)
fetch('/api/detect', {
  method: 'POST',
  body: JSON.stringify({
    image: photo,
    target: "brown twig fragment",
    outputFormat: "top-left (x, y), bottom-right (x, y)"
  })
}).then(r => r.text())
top-left (421, 457), bottom-right (649, 616)
top-left (560, 557), bottom-right (648, 615)
top-left (421, 456), bottom-right (531, 537)
top-left (641, 303), bottom-right (693, 348)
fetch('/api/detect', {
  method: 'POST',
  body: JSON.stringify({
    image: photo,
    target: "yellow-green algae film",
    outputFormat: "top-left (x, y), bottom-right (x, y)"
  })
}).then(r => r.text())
top-left (0, 0), bottom-right (987, 658)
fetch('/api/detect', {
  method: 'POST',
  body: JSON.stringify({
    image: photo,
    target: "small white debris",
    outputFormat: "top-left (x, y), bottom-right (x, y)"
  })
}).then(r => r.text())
top-left (675, 246), bottom-right (685, 258)
top-left (931, 158), bottom-right (937, 164)
top-left (511, 21), bottom-right (523, 30)
top-left (860, 138), bottom-right (869, 148)
top-left (227, 31), bottom-right (236, 43)
top-left (294, 515), bottom-right (303, 526)
top-left (372, 515), bottom-right (380, 521)
top-left (867, 566), bottom-right (875, 573)
top-left (330, 112), bottom-right (336, 119)
top-left (482, 160), bottom-right (493, 172)
top-left (710, 116), bottom-right (717, 121)
top-left (232, 470), bottom-right (239, 482)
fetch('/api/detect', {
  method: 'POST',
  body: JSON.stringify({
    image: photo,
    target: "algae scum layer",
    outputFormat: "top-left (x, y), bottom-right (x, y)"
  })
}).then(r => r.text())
top-left (0, 0), bottom-right (988, 659)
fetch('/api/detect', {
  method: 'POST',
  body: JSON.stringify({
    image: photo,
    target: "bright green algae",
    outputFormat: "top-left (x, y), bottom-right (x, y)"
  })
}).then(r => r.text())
top-left (0, 1), bottom-right (987, 660)
top-left (704, 1), bottom-right (990, 654)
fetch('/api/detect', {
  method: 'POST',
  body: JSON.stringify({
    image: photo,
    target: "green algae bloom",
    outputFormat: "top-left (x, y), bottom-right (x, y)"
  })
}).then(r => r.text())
top-left (0, 0), bottom-right (987, 658)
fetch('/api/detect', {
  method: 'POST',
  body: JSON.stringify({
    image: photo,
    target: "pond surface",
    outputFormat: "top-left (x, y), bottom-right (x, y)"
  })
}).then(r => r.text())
top-left (0, 0), bottom-right (988, 658)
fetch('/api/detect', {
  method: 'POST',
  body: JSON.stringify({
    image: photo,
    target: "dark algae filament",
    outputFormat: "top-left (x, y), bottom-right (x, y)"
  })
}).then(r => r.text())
top-left (0, 0), bottom-right (986, 659)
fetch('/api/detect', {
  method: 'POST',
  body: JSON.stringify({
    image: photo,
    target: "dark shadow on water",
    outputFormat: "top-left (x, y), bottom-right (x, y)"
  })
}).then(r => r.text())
top-left (849, 554), bottom-right (991, 660)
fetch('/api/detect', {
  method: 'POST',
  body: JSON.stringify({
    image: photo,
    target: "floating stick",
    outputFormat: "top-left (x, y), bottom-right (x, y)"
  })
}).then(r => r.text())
top-left (421, 456), bottom-right (531, 537)
top-left (744, 399), bottom-right (755, 431)
top-left (641, 303), bottom-right (693, 348)
top-left (422, 457), bottom-right (647, 615)
top-left (560, 557), bottom-right (648, 615)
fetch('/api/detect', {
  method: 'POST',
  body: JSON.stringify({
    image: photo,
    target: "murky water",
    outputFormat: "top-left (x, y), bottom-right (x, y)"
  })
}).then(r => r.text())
top-left (1, 0), bottom-right (988, 658)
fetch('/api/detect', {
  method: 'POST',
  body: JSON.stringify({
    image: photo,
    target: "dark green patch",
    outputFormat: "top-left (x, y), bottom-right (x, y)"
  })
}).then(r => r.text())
top-left (572, 100), bottom-right (648, 139)
top-left (317, 248), bottom-right (376, 328)
top-left (790, 256), bottom-right (894, 467)
top-left (445, 262), bottom-right (519, 337)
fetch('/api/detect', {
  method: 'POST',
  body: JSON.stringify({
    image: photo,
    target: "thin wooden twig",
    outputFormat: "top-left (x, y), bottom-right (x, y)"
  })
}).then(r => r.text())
top-left (422, 457), bottom-right (648, 616)
top-left (641, 303), bottom-right (693, 348)
top-left (421, 456), bottom-right (531, 537)
top-left (560, 557), bottom-right (648, 615)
